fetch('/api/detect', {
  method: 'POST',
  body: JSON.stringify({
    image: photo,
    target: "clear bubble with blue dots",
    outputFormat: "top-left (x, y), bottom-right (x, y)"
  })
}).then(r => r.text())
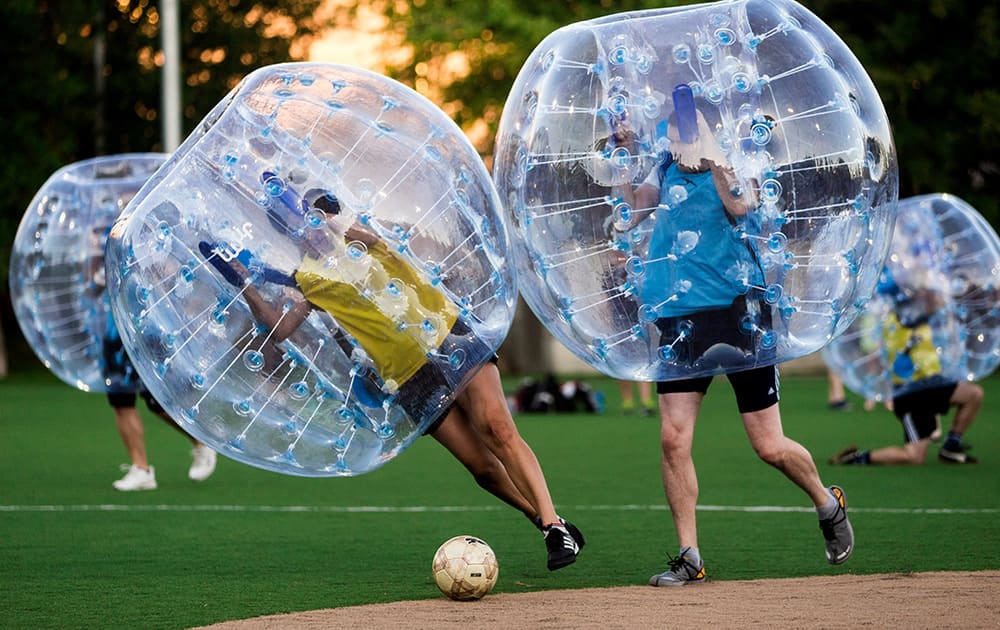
top-left (823, 194), bottom-right (1000, 402)
top-left (8, 154), bottom-right (168, 392)
top-left (493, 0), bottom-right (897, 380)
top-left (104, 63), bottom-right (515, 476)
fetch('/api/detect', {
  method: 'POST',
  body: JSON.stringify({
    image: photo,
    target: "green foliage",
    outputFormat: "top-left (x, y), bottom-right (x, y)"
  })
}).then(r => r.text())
top-left (384, 0), bottom-right (999, 226)
top-left (0, 0), bottom-right (323, 284)
top-left (806, 0), bottom-right (999, 227)
top-left (1, 371), bottom-right (999, 627)
top-left (379, 0), bottom-right (698, 134)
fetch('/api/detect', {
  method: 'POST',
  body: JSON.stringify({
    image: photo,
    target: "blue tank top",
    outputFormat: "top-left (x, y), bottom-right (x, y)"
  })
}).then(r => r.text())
top-left (639, 163), bottom-right (763, 318)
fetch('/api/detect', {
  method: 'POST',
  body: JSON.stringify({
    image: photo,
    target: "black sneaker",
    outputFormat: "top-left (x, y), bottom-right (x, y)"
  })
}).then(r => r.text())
top-left (820, 485), bottom-right (854, 565)
top-left (533, 516), bottom-right (585, 551)
top-left (561, 519), bottom-right (585, 551)
top-left (828, 445), bottom-right (861, 465)
top-left (544, 524), bottom-right (580, 570)
top-left (939, 444), bottom-right (978, 464)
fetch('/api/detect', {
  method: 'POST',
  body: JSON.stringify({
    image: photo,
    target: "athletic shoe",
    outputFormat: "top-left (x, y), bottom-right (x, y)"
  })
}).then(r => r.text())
top-left (561, 519), bottom-right (585, 552)
top-left (533, 517), bottom-right (586, 551)
top-left (939, 444), bottom-right (978, 464)
top-left (828, 399), bottom-right (852, 412)
top-left (113, 464), bottom-right (157, 491)
top-left (828, 445), bottom-right (861, 465)
top-left (649, 548), bottom-right (706, 586)
top-left (544, 524), bottom-right (580, 570)
top-left (189, 444), bottom-right (217, 481)
top-left (819, 485), bottom-right (854, 565)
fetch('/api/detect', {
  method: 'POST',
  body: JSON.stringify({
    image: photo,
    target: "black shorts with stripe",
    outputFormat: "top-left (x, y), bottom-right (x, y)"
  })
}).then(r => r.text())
top-left (891, 383), bottom-right (957, 443)
top-left (656, 365), bottom-right (780, 414)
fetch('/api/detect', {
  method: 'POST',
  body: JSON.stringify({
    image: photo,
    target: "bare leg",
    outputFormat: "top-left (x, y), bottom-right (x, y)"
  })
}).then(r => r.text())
top-left (658, 391), bottom-right (702, 549)
top-left (948, 382), bottom-right (983, 435)
top-left (455, 363), bottom-right (560, 525)
top-left (741, 403), bottom-right (830, 507)
top-left (431, 406), bottom-right (537, 520)
top-left (827, 370), bottom-right (845, 404)
top-left (113, 406), bottom-right (149, 470)
top-left (868, 439), bottom-right (930, 465)
top-left (619, 381), bottom-right (635, 411)
top-left (637, 381), bottom-right (654, 409)
top-left (151, 411), bottom-right (200, 445)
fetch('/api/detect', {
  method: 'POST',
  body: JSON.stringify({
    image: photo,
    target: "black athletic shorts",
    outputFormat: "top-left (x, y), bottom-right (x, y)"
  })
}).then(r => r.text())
top-left (390, 317), bottom-right (496, 434)
top-left (107, 390), bottom-right (164, 414)
top-left (891, 383), bottom-right (957, 443)
top-left (654, 294), bottom-right (774, 368)
top-left (656, 364), bottom-right (780, 414)
top-left (421, 354), bottom-right (500, 436)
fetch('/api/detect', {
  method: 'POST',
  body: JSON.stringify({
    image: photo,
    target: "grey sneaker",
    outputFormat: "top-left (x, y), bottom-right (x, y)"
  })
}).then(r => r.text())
top-left (648, 548), bottom-right (706, 586)
top-left (820, 485), bottom-right (854, 564)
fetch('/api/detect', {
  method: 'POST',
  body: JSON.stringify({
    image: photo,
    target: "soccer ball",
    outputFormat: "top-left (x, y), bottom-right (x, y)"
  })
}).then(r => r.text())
top-left (432, 535), bottom-right (499, 601)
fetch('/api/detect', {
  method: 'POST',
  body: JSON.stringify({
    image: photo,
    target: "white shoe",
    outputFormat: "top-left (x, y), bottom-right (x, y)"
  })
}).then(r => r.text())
top-left (189, 444), bottom-right (217, 481)
top-left (113, 464), bottom-right (157, 491)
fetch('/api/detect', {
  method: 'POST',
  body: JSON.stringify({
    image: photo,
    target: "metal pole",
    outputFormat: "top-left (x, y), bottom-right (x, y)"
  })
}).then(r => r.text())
top-left (94, 4), bottom-right (106, 154)
top-left (161, 0), bottom-right (182, 151)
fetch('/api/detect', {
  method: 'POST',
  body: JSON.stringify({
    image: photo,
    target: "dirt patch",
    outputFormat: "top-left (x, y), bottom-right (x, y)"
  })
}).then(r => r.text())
top-left (195, 571), bottom-right (1000, 629)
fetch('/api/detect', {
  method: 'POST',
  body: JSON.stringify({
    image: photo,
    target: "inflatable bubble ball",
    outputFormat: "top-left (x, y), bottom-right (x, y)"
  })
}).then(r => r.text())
top-left (493, 0), bottom-right (897, 381)
top-left (9, 153), bottom-right (168, 392)
top-left (822, 194), bottom-right (1000, 402)
top-left (104, 63), bottom-right (515, 477)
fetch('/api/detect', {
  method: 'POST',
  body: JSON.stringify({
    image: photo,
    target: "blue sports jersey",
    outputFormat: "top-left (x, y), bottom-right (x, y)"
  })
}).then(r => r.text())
top-left (640, 163), bottom-right (762, 318)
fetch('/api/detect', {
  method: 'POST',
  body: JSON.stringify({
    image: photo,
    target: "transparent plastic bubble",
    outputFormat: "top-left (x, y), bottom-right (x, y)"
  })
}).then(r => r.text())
top-left (8, 153), bottom-right (168, 392)
top-left (493, 0), bottom-right (897, 380)
top-left (823, 194), bottom-right (1000, 401)
top-left (104, 63), bottom-right (515, 476)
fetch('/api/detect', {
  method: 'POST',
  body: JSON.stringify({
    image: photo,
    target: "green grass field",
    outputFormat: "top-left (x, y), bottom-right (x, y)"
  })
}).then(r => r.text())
top-left (2, 369), bottom-right (999, 629)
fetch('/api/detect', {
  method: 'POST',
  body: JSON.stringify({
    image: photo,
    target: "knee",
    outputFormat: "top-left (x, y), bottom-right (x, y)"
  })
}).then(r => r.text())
top-left (660, 424), bottom-right (690, 459)
top-left (477, 410), bottom-right (520, 452)
top-left (970, 383), bottom-right (985, 406)
top-left (904, 442), bottom-right (930, 465)
top-left (752, 439), bottom-right (787, 468)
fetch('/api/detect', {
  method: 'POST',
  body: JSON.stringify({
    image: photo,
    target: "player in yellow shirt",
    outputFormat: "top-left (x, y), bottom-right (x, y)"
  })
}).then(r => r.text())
top-left (831, 277), bottom-right (983, 466)
top-left (201, 183), bottom-right (583, 570)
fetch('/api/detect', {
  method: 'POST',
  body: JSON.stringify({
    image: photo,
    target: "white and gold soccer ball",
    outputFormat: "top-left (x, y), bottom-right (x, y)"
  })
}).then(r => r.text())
top-left (432, 535), bottom-right (499, 601)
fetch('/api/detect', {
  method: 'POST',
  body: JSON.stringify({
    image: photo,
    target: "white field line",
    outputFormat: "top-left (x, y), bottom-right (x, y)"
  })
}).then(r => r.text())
top-left (0, 504), bottom-right (997, 514)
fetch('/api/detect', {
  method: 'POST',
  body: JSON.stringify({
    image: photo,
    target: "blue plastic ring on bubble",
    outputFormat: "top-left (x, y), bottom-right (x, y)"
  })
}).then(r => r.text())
top-left (657, 345), bottom-right (677, 362)
top-left (638, 304), bottom-right (658, 323)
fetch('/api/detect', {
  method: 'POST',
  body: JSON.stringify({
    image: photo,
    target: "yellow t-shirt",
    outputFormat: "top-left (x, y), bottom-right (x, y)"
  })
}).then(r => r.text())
top-left (884, 312), bottom-right (941, 383)
top-left (294, 240), bottom-right (458, 387)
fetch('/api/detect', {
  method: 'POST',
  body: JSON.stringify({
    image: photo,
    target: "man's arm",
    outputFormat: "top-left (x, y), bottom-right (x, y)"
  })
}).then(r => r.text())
top-left (608, 127), bottom-right (660, 230)
top-left (226, 258), bottom-right (312, 343)
top-left (708, 164), bottom-right (757, 217)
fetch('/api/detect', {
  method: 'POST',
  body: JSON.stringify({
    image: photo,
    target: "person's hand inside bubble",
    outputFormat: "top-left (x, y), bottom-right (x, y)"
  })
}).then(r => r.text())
top-left (669, 109), bottom-right (728, 174)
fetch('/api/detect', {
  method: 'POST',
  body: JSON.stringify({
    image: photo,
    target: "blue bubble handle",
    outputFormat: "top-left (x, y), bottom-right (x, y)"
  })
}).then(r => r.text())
top-left (672, 84), bottom-right (698, 144)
